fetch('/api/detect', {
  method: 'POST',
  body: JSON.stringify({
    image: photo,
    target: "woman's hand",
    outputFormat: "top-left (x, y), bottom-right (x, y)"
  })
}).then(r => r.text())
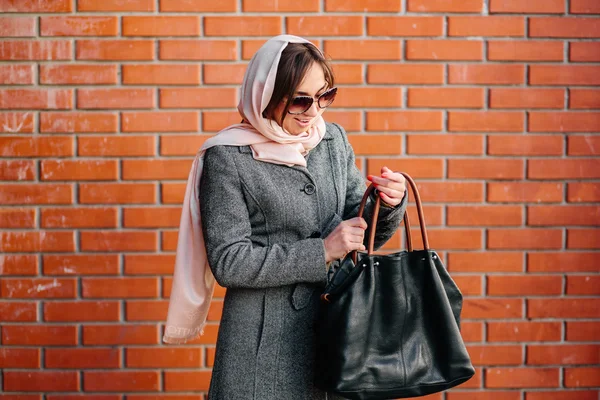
top-left (367, 166), bottom-right (407, 207)
top-left (323, 217), bottom-right (367, 263)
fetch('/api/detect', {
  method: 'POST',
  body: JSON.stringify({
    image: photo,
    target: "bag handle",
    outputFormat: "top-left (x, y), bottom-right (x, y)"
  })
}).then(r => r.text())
top-left (353, 172), bottom-right (429, 264)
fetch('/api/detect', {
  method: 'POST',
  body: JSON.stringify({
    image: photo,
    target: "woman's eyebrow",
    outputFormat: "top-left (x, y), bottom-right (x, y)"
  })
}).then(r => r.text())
top-left (296, 83), bottom-right (328, 96)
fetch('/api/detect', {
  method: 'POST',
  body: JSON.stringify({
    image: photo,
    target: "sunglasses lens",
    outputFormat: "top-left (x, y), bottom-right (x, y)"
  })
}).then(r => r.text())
top-left (289, 97), bottom-right (313, 114)
top-left (318, 88), bottom-right (337, 108)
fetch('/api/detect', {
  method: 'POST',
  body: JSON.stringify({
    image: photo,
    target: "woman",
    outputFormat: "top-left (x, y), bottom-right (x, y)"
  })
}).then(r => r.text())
top-left (164, 35), bottom-right (407, 399)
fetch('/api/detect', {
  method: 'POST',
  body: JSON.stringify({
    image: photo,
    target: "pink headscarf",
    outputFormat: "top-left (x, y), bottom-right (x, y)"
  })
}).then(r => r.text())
top-left (163, 35), bottom-right (327, 344)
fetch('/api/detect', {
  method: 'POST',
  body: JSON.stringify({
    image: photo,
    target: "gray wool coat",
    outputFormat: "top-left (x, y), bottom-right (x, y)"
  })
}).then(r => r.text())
top-left (199, 122), bottom-right (407, 400)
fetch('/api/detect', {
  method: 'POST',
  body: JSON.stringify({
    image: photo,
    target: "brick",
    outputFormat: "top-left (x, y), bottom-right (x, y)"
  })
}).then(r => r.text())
top-left (461, 322), bottom-right (484, 342)
top-left (126, 300), bottom-right (169, 321)
top-left (203, 63), bottom-right (245, 85)
top-left (40, 64), bottom-right (117, 85)
top-left (2, 325), bottom-right (77, 345)
top-left (367, 158), bottom-right (443, 179)
top-left (488, 275), bottom-right (562, 296)
top-left (488, 41), bottom-right (563, 61)
top-left (160, 88), bottom-right (237, 108)
top-left (78, 136), bottom-right (156, 157)
top-left (161, 0), bottom-right (237, 11)
top-left (366, 111), bottom-right (442, 131)
top-left (123, 64), bottom-right (200, 85)
top-left (126, 396), bottom-right (202, 400)
top-left (529, 159), bottom-right (600, 179)
top-left (160, 40), bottom-right (237, 61)
top-left (408, 88), bottom-right (483, 108)
top-left (452, 275), bottom-right (482, 296)
top-left (82, 277), bottom-right (158, 299)
top-left (0, 231), bottom-right (74, 252)
top-left (0, 208), bottom-right (35, 228)
top-left (568, 228), bottom-right (600, 249)
top-left (490, 89), bottom-right (564, 109)
top-left (488, 322), bottom-right (561, 342)
top-left (78, 0), bottom-right (154, 11)
top-left (449, 64), bottom-right (525, 85)
top-left (288, 16), bottom-right (363, 36)
top-left (447, 392), bottom-right (520, 400)
top-left (406, 229), bottom-right (482, 250)
top-left (568, 183), bottom-right (600, 202)
top-left (122, 159), bottom-right (192, 180)
top-left (77, 88), bottom-right (155, 109)
top-left (528, 205), bottom-right (600, 226)
top-left (571, 0), bottom-right (600, 13)
top-left (243, 0), bottom-right (318, 11)
top-left (83, 325), bottom-right (158, 345)
top-left (528, 252), bottom-right (600, 273)
top-left (329, 64), bottom-right (363, 85)
top-left (565, 368), bottom-right (600, 387)
top-left (449, 111), bottom-right (524, 132)
top-left (41, 112), bottom-right (118, 133)
top-left (570, 89), bottom-right (600, 109)
top-left (0, 40), bottom-right (71, 60)
top-left (567, 275), bottom-right (600, 295)
top-left (122, 112), bottom-right (199, 133)
top-left (463, 299), bottom-right (523, 319)
top-left (407, 134), bottom-right (483, 155)
top-left (567, 322), bottom-right (600, 342)
top-left (80, 231), bottom-right (158, 252)
top-left (160, 135), bottom-right (211, 156)
top-left (447, 251), bottom-right (524, 272)
top-left (449, 16), bottom-right (524, 37)
top-left (326, 0), bottom-right (400, 11)
top-left (467, 345), bottom-right (522, 366)
top-left (0, 16), bottom-right (35, 36)
top-left (164, 371), bottom-right (212, 391)
top-left (490, 0), bottom-right (564, 13)
top-left (488, 229), bottom-right (562, 250)
top-left (525, 391), bottom-right (598, 400)
top-left (84, 371), bottom-right (159, 392)
top-left (0, 112), bottom-right (34, 133)
top-left (0, 255), bottom-right (38, 276)
top-left (127, 348), bottom-right (202, 368)
top-left (241, 39), bottom-right (269, 59)
top-left (46, 348), bottom-right (120, 368)
top-left (41, 16), bottom-right (117, 36)
top-left (0, 348), bottom-right (40, 368)
top-left (161, 183), bottom-right (186, 204)
top-left (44, 301), bottom-right (120, 322)
top-left (488, 182), bottom-right (563, 203)
top-left (368, 16), bottom-right (443, 36)
top-left (530, 17), bottom-right (600, 38)
top-left (162, 231), bottom-right (178, 251)
top-left (448, 159), bottom-right (524, 180)
top-left (529, 298), bottom-right (600, 318)
top-left (41, 160), bottom-right (117, 181)
top-left (0, 160), bottom-right (35, 181)
top-left (123, 16), bottom-right (200, 36)
top-left (0, 65), bottom-right (33, 84)
top-left (0, 136), bottom-right (73, 157)
top-left (43, 254), bottom-right (119, 276)
top-left (406, 40), bottom-right (482, 60)
top-left (406, 181), bottom-right (484, 202)
top-left (1, 277), bottom-right (76, 299)
top-left (0, 184), bottom-right (73, 205)
top-left (336, 88), bottom-right (402, 108)
top-left (486, 368), bottom-right (559, 388)
top-left (348, 135), bottom-right (402, 156)
top-left (0, 302), bottom-right (37, 322)
top-left (368, 64), bottom-right (443, 84)
top-left (530, 112), bottom-right (600, 132)
top-left (488, 135), bottom-right (563, 156)
top-left (570, 42), bottom-right (600, 62)
top-left (205, 16), bottom-right (281, 36)
top-left (201, 111), bottom-right (240, 132)
top-left (79, 183), bottom-right (157, 204)
top-left (46, 396), bottom-right (120, 400)
top-left (448, 205), bottom-right (522, 227)
top-left (0, 88), bottom-right (72, 109)
top-left (41, 207), bottom-right (117, 228)
top-left (125, 254), bottom-right (175, 275)
top-left (1, 0), bottom-right (72, 11)
top-left (530, 66), bottom-right (600, 86)
top-left (77, 39), bottom-right (154, 61)
top-left (324, 40), bottom-right (402, 60)
top-left (3, 371), bottom-right (79, 392)
top-left (528, 345), bottom-right (600, 365)
top-left (408, 0), bottom-right (482, 12)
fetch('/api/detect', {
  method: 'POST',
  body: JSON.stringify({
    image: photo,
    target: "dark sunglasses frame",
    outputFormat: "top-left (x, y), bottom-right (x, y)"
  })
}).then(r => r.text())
top-left (287, 87), bottom-right (338, 115)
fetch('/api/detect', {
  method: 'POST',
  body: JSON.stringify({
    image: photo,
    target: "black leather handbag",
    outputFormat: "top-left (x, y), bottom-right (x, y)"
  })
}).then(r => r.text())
top-left (315, 173), bottom-right (475, 400)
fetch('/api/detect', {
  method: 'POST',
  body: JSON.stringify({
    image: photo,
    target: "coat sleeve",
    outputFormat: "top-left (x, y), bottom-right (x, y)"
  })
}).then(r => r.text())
top-left (332, 123), bottom-right (407, 251)
top-left (199, 145), bottom-right (328, 289)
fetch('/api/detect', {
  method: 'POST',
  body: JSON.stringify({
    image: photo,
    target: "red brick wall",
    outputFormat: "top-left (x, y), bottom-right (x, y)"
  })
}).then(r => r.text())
top-left (1, 0), bottom-right (599, 398)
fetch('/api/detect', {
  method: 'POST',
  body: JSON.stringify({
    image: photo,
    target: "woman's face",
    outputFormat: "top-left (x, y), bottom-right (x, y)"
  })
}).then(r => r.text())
top-left (273, 62), bottom-right (328, 136)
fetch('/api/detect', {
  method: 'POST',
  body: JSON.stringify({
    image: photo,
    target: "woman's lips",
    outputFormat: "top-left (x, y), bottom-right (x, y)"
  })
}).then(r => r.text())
top-left (295, 118), bottom-right (312, 127)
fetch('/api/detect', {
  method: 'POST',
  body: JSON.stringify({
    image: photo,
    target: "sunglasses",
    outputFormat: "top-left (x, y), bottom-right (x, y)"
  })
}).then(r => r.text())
top-left (287, 87), bottom-right (338, 115)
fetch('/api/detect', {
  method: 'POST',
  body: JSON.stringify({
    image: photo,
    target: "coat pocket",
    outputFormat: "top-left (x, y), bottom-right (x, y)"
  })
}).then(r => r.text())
top-left (291, 283), bottom-right (317, 310)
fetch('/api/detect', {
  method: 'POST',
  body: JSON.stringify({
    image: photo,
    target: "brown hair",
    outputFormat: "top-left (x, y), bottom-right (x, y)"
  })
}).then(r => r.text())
top-left (263, 42), bottom-right (335, 126)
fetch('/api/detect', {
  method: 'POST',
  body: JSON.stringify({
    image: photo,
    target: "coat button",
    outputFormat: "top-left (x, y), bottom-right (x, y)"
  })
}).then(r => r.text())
top-left (303, 183), bottom-right (316, 195)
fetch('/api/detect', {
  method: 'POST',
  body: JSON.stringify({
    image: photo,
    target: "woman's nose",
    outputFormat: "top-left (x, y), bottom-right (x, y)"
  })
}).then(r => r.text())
top-left (304, 101), bottom-right (319, 117)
